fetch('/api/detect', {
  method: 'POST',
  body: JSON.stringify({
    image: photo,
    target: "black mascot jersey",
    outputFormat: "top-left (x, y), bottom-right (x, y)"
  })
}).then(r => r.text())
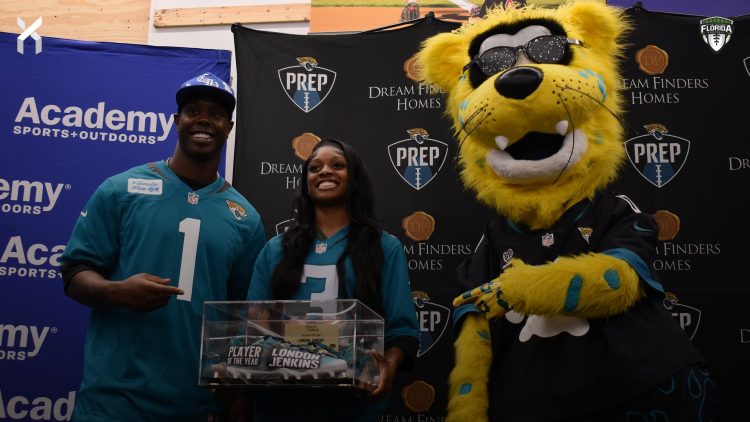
top-left (456, 191), bottom-right (704, 421)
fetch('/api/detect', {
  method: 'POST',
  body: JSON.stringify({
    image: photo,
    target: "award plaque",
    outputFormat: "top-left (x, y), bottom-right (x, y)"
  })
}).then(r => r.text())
top-left (199, 299), bottom-right (384, 391)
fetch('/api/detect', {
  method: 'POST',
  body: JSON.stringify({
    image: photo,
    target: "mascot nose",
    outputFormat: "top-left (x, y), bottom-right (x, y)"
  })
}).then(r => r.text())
top-left (494, 67), bottom-right (544, 99)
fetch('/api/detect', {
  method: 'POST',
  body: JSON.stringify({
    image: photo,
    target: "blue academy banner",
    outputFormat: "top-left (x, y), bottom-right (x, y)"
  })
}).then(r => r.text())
top-left (0, 32), bottom-right (230, 421)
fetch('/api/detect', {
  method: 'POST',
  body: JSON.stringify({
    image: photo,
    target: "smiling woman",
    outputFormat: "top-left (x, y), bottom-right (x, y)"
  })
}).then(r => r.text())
top-left (245, 139), bottom-right (420, 422)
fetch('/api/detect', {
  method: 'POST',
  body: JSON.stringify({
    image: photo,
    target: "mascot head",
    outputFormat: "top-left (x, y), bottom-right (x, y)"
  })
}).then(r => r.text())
top-left (418, 1), bottom-right (629, 229)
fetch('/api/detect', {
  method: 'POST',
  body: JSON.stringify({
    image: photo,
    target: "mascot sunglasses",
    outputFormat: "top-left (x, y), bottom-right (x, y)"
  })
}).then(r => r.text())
top-left (464, 35), bottom-right (585, 76)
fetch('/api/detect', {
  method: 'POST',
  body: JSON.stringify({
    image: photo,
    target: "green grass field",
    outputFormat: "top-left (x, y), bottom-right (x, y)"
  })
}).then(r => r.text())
top-left (312, 0), bottom-right (482, 7)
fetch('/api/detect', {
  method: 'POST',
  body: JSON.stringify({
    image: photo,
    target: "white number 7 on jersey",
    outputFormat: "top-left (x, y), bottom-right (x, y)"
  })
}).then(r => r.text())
top-left (177, 218), bottom-right (201, 301)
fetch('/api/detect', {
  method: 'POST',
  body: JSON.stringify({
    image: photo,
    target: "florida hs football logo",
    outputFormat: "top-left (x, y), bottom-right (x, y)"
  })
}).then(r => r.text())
top-left (278, 57), bottom-right (336, 113)
top-left (700, 17), bottom-right (733, 53)
top-left (625, 123), bottom-right (690, 188)
top-left (388, 128), bottom-right (448, 190)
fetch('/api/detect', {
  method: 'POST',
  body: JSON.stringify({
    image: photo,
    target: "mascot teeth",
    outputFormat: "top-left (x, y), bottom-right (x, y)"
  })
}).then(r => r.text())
top-left (486, 129), bottom-right (588, 183)
top-left (555, 120), bottom-right (570, 136)
top-left (494, 135), bottom-right (509, 150)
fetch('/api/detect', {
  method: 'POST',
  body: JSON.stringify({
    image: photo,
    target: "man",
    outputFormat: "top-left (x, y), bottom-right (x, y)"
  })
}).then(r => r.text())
top-left (60, 72), bottom-right (266, 421)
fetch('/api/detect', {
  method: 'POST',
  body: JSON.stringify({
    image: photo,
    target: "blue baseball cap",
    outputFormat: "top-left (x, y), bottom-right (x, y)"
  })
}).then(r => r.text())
top-left (176, 72), bottom-right (236, 113)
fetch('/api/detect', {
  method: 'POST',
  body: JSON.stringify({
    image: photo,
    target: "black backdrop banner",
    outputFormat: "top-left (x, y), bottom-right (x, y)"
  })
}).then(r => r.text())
top-left (615, 5), bottom-right (750, 418)
top-left (234, 7), bottom-right (750, 419)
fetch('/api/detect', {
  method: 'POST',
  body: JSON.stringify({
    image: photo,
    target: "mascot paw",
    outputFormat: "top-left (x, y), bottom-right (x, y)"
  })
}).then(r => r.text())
top-left (453, 279), bottom-right (509, 320)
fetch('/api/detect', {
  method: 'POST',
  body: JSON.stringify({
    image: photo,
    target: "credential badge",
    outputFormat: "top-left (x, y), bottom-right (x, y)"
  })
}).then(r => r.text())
top-left (388, 128), bottom-right (448, 190)
top-left (278, 57), bottom-right (336, 113)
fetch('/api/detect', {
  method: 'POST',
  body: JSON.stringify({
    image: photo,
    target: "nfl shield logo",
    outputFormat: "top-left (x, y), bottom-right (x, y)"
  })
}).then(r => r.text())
top-left (278, 57), bottom-right (337, 113)
top-left (541, 233), bottom-right (554, 247)
top-left (315, 242), bottom-right (327, 254)
top-left (388, 129), bottom-right (448, 190)
top-left (625, 126), bottom-right (691, 188)
top-left (187, 192), bottom-right (199, 205)
top-left (700, 17), bottom-right (733, 53)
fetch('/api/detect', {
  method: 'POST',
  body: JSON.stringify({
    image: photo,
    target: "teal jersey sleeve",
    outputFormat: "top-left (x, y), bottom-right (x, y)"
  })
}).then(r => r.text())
top-left (61, 179), bottom-right (121, 276)
top-left (379, 232), bottom-right (419, 343)
top-left (227, 219), bottom-right (267, 300)
top-left (247, 236), bottom-right (282, 300)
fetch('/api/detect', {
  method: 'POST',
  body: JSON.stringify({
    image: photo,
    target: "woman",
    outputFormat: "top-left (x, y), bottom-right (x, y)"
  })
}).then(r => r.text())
top-left (247, 139), bottom-right (419, 421)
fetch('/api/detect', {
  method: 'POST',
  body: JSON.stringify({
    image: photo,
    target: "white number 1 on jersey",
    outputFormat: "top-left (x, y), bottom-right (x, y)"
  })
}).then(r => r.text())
top-left (177, 218), bottom-right (200, 301)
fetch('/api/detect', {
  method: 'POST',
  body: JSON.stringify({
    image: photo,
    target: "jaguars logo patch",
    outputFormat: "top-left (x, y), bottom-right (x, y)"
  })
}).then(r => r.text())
top-left (226, 200), bottom-right (248, 221)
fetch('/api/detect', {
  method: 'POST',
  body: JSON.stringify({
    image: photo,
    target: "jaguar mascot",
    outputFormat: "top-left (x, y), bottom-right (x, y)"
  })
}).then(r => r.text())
top-left (417, 2), bottom-right (719, 421)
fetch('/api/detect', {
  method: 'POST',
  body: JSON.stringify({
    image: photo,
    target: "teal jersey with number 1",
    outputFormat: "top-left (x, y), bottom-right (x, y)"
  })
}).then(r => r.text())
top-left (61, 160), bottom-right (266, 422)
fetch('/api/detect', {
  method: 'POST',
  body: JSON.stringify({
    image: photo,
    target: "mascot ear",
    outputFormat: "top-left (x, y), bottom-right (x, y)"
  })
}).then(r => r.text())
top-left (565, 1), bottom-right (626, 56)
top-left (417, 31), bottom-right (467, 92)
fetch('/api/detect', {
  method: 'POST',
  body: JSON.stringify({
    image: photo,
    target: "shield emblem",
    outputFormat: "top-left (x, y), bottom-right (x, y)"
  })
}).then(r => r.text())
top-left (275, 219), bottom-right (293, 235)
top-left (664, 298), bottom-right (702, 341)
top-left (541, 233), bottom-right (554, 247)
top-left (388, 134), bottom-right (448, 190)
top-left (625, 131), bottom-right (690, 188)
top-left (413, 293), bottom-right (450, 357)
top-left (700, 17), bottom-right (733, 53)
top-left (278, 61), bottom-right (336, 113)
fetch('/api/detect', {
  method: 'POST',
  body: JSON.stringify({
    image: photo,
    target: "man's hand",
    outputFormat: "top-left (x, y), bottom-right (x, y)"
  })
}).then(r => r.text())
top-left (109, 273), bottom-right (183, 312)
top-left (452, 279), bottom-right (509, 320)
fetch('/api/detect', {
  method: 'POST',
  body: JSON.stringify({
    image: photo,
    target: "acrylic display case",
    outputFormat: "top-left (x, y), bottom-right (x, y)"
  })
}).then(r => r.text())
top-left (199, 299), bottom-right (384, 392)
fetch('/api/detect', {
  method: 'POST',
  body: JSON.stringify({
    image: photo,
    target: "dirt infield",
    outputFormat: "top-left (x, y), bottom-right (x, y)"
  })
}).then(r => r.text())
top-left (310, 7), bottom-right (472, 33)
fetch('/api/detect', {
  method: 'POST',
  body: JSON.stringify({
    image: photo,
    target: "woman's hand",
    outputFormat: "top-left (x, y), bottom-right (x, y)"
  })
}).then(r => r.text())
top-left (369, 347), bottom-right (404, 398)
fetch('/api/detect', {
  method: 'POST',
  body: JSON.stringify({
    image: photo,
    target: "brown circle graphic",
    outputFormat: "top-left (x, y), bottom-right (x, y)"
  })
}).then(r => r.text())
top-left (403, 55), bottom-right (423, 82)
top-left (402, 211), bottom-right (436, 242)
top-left (402, 380), bottom-right (435, 413)
top-left (652, 210), bottom-right (680, 241)
top-left (291, 132), bottom-right (321, 160)
top-left (635, 45), bottom-right (669, 76)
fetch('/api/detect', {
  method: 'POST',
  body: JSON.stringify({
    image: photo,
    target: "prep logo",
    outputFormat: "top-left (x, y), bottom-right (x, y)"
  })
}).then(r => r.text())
top-left (388, 128), bottom-right (448, 190)
top-left (625, 123), bottom-right (690, 188)
top-left (275, 219), bottom-right (293, 235)
top-left (278, 57), bottom-right (336, 113)
top-left (412, 291), bottom-right (449, 357)
top-left (663, 292), bottom-right (701, 341)
top-left (700, 17), bottom-right (733, 53)
top-left (0, 178), bottom-right (69, 215)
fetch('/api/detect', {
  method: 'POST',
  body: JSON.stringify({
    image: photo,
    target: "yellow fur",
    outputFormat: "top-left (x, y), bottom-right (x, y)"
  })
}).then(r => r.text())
top-left (446, 314), bottom-right (491, 422)
top-left (500, 255), bottom-right (644, 317)
top-left (418, 2), bottom-right (639, 419)
top-left (418, 1), bottom-right (629, 229)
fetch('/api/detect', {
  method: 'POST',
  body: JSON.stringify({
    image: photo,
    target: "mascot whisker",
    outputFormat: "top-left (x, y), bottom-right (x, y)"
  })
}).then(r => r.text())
top-left (417, 2), bottom-right (720, 420)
